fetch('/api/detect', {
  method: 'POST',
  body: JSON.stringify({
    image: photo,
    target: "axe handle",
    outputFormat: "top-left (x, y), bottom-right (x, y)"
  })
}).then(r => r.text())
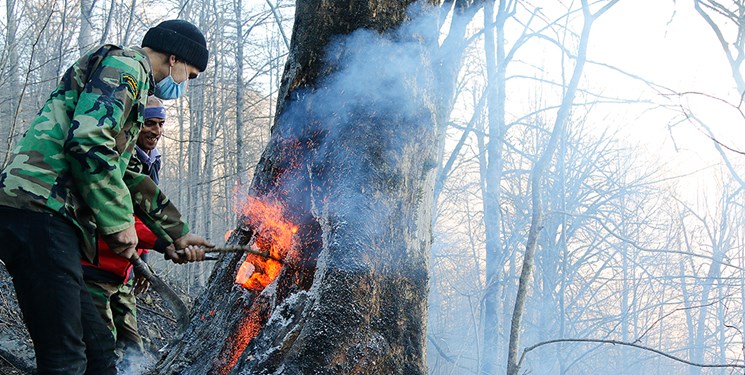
top-left (130, 256), bottom-right (189, 332)
top-left (176, 245), bottom-right (282, 263)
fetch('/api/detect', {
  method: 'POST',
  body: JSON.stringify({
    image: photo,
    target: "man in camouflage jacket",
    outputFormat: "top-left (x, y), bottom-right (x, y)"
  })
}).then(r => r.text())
top-left (0, 20), bottom-right (213, 374)
top-left (82, 96), bottom-right (172, 366)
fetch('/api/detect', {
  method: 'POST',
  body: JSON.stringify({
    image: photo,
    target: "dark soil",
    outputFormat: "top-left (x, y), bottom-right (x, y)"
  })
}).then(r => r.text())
top-left (0, 264), bottom-right (186, 374)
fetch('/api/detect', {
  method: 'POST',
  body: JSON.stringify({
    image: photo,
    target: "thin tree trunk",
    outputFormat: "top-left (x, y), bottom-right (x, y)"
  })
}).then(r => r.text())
top-left (506, 2), bottom-right (617, 374)
top-left (79, 0), bottom-right (95, 53)
top-left (620, 192), bottom-right (630, 370)
top-left (716, 287), bottom-right (726, 375)
top-left (265, 0), bottom-right (290, 49)
top-left (481, 1), bottom-right (507, 373)
top-left (57, 0), bottom-right (69, 76)
top-left (121, 0), bottom-right (137, 45)
top-left (3, 0), bottom-right (19, 159)
top-left (205, 4), bottom-right (220, 245)
top-left (99, 0), bottom-right (115, 44)
top-left (235, 0), bottom-right (246, 185)
top-left (4, 13), bottom-right (52, 167)
top-left (195, 8), bottom-right (210, 288)
top-left (680, 258), bottom-right (696, 375)
top-left (177, 97), bottom-right (186, 209)
top-left (432, 0), bottom-right (482, 209)
top-left (690, 237), bottom-right (724, 375)
top-left (187, 64), bottom-right (205, 250)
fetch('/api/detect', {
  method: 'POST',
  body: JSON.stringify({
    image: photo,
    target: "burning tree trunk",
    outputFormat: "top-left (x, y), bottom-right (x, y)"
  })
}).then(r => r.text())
top-left (155, 1), bottom-right (439, 374)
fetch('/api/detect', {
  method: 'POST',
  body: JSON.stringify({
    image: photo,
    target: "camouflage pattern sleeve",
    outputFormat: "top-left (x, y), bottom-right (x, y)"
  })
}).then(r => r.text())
top-left (64, 54), bottom-right (146, 235)
top-left (124, 169), bottom-right (190, 243)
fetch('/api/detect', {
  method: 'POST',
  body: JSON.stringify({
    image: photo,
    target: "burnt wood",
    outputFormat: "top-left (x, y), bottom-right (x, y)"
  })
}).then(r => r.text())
top-left (155, 1), bottom-right (439, 373)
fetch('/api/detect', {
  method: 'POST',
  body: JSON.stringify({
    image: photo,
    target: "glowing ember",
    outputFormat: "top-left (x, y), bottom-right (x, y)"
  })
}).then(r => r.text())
top-left (214, 298), bottom-right (270, 374)
top-left (234, 196), bottom-right (297, 290)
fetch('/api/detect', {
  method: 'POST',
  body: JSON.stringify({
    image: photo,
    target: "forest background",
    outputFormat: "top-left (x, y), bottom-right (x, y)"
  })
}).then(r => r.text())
top-left (2, 0), bottom-right (745, 374)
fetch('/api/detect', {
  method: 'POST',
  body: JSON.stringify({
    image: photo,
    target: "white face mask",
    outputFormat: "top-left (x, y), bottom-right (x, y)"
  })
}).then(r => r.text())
top-left (154, 62), bottom-right (188, 100)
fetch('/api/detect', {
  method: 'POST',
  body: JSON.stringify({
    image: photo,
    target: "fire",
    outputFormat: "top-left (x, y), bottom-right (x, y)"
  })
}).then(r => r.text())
top-left (214, 297), bottom-right (270, 374)
top-left (234, 196), bottom-right (297, 290)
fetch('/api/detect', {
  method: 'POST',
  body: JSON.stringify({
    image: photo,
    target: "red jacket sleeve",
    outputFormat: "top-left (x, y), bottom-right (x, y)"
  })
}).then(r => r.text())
top-left (135, 216), bottom-right (159, 249)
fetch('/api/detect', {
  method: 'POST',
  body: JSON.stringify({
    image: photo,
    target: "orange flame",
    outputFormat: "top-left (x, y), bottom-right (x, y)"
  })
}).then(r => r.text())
top-left (215, 298), bottom-right (269, 374)
top-left (234, 196), bottom-right (297, 290)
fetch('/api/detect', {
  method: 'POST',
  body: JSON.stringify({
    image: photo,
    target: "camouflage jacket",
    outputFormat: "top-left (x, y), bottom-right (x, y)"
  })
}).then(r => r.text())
top-left (0, 44), bottom-right (188, 262)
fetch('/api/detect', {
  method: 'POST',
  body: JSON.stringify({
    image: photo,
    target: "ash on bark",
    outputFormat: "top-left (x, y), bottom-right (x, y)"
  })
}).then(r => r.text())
top-left (155, 1), bottom-right (439, 374)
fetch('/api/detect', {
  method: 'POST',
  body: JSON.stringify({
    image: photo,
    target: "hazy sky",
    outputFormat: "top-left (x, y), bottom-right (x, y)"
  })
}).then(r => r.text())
top-left (586, 0), bottom-right (743, 201)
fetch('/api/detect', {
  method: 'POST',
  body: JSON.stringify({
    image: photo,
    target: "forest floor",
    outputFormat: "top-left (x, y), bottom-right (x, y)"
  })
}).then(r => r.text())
top-left (0, 264), bottom-right (185, 374)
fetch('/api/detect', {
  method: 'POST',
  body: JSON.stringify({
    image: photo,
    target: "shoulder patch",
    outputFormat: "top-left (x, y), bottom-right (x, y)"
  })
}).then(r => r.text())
top-left (120, 72), bottom-right (138, 97)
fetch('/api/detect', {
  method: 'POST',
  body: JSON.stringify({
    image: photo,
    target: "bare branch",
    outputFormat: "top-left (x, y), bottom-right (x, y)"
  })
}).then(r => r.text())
top-left (568, 212), bottom-right (745, 272)
top-left (265, 0), bottom-right (290, 49)
top-left (518, 338), bottom-right (745, 371)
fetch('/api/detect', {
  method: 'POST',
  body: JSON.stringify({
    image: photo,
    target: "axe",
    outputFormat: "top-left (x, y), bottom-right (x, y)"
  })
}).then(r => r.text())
top-left (129, 254), bottom-right (189, 333)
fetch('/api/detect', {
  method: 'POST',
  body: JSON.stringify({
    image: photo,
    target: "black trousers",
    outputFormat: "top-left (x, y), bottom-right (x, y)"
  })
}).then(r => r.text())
top-left (0, 206), bottom-right (116, 375)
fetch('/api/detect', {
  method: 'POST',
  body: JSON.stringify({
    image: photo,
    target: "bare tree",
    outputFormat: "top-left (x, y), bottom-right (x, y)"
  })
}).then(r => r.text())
top-left (506, 2), bottom-right (619, 374)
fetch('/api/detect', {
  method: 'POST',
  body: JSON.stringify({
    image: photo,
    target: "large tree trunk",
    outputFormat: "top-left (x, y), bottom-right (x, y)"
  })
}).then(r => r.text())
top-left (155, 1), bottom-right (439, 373)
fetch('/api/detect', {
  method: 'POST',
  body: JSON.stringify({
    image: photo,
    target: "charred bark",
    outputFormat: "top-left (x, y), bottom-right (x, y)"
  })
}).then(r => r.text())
top-left (156, 1), bottom-right (439, 374)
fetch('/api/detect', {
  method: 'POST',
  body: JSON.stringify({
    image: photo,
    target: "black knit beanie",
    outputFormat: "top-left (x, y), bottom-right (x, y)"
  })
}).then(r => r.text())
top-left (142, 20), bottom-right (209, 72)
